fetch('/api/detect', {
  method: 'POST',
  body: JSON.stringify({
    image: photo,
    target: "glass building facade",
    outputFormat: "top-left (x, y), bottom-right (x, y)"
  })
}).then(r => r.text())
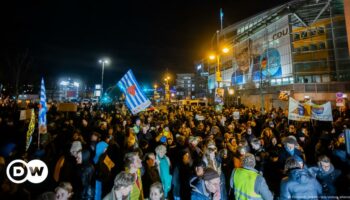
top-left (198, 0), bottom-right (350, 107)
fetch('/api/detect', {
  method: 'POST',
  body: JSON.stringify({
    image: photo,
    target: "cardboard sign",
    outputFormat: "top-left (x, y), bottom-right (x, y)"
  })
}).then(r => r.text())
top-left (233, 111), bottom-right (240, 120)
top-left (20, 109), bottom-right (33, 121)
top-left (58, 103), bottom-right (78, 112)
top-left (195, 114), bottom-right (205, 121)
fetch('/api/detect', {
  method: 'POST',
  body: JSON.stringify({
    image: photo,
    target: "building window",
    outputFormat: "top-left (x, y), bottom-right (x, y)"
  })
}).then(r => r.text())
top-left (310, 44), bottom-right (317, 51)
top-left (322, 74), bottom-right (330, 82)
top-left (317, 27), bottom-right (325, 35)
top-left (302, 46), bottom-right (309, 51)
top-left (310, 29), bottom-right (317, 37)
top-left (318, 42), bottom-right (326, 50)
top-left (294, 33), bottom-right (300, 41)
top-left (301, 31), bottom-right (308, 39)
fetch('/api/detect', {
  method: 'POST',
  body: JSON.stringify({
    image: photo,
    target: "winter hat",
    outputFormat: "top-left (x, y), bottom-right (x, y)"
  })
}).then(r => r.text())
top-left (282, 136), bottom-right (298, 146)
top-left (203, 168), bottom-right (220, 181)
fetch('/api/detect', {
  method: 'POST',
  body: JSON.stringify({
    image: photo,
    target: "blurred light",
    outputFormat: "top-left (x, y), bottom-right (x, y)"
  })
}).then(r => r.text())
top-left (95, 90), bottom-right (101, 97)
top-left (343, 94), bottom-right (348, 98)
top-left (228, 88), bottom-right (234, 95)
top-left (304, 95), bottom-right (310, 99)
top-left (197, 64), bottom-right (202, 70)
top-left (99, 58), bottom-right (110, 64)
top-left (171, 93), bottom-right (175, 97)
top-left (222, 47), bottom-right (229, 53)
top-left (154, 84), bottom-right (158, 88)
top-left (60, 81), bottom-right (69, 86)
top-left (73, 82), bottom-right (80, 87)
top-left (209, 55), bottom-right (216, 60)
top-left (95, 84), bottom-right (101, 89)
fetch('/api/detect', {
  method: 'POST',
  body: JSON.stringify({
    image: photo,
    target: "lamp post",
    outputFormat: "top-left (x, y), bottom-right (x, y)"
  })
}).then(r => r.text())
top-left (154, 84), bottom-right (158, 100)
top-left (209, 47), bottom-right (229, 87)
top-left (209, 47), bottom-right (230, 105)
top-left (164, 76), bottom-right (170, 103)
top-left (98, 59), bottom-right (109, 97)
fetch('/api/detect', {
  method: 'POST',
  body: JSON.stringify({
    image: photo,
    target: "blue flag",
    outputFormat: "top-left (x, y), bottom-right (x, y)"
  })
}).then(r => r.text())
top-left (117, 70), bottom-right (151, 115)
top-left (38, 78), bottom-right (47, 134)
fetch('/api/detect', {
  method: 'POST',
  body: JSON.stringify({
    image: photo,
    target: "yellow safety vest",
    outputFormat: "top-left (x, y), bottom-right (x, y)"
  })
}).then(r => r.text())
top-left (233, 168), bottom-right (263, 200)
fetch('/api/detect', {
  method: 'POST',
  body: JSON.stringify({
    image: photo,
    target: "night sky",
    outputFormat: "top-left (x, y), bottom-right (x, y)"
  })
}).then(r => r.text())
top-left (0, 0), bottom-right (290, 88)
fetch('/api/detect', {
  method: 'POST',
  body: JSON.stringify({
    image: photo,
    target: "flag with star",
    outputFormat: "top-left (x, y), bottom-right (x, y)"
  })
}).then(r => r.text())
top-left (117, 69), bottom-right (151, 115)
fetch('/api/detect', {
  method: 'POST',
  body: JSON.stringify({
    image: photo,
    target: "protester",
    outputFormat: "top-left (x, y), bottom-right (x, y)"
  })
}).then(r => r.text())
top-left (103, 171), bottom-right (135, 200)
top-left (55, 182), bottom-right (73, 200)
top-left (0, 100), bottom-right (349, 199)
top-left (190, 167), bottom-right (221, 200)
top-left (142, 153), bottom-right (161, 198)
top-left (280, 157), bottom-right (322, 200)
top-left (124, 152), bottom-right (144, 200)
top-left (308, 155), bottom-right (341, 198)
top-left (148, 182), bottom-right (165, 200)
top-left (230, 153), bottom-right (273, 200)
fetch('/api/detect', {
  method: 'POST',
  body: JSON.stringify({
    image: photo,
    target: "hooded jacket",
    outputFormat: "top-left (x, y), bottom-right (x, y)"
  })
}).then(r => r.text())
top-left (308, 164), bottom-right (341, 196)
top-left (79, 150), bottom-right (94, 200)
top-left (190, 176), bottom-right (212, 200)
top-left (280, 168), bottom-right (322, 200)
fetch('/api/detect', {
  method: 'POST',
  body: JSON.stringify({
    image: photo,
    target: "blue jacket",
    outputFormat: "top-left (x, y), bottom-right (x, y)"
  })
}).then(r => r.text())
top-left (308, 164), bottom-right (341, 196)
top-left (190, 176), bottom-right (211, 200)
top-left (280, 168), bottom-right (322, 200)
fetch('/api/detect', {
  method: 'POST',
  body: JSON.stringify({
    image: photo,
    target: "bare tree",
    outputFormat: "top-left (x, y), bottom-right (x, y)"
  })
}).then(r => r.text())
top-left (7, 49), bottom-right (33, 98)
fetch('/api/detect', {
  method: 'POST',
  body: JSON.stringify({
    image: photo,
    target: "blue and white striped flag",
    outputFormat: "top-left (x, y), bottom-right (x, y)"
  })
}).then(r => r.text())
top-left (117, 70), bottom-right (151, 115)
top-left (38, 78), bottom-right (47, 134)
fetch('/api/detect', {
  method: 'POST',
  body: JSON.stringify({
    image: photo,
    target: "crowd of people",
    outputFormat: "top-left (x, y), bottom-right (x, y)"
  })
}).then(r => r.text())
top-left (0, 99), bottom-right (349, 200)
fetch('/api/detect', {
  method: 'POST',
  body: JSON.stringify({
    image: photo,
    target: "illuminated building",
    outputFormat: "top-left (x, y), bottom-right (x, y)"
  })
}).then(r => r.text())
top-left (197, 0), bottom-right (350, 109)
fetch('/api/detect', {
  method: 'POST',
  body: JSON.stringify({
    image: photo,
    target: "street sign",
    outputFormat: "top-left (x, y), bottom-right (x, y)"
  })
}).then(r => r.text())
top-left (336, 92), bottom-right (345, 107)
top-left (336, 92), bottom-right (343, 98)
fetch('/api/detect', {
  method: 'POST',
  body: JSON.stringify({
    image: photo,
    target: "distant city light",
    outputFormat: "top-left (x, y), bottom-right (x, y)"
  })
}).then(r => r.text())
top-left (60, 81), bottom-right (69, 86)
top-left (73, 82), bottom-right (80, 87)
top-left (197, 64), bottom-right (202, 70)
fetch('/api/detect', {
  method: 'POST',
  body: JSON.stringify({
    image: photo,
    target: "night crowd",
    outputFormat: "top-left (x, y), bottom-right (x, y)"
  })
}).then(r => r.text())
top-left (0, 99), bottom-right (349, 200)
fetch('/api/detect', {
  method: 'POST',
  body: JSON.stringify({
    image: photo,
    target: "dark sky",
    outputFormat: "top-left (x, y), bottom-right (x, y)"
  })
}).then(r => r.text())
top-left (0, 0), bottom-right (290, 88)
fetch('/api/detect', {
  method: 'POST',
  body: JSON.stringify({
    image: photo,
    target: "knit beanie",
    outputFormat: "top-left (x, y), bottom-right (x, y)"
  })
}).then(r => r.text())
top-left (202, 168), bottom-right (220, 181)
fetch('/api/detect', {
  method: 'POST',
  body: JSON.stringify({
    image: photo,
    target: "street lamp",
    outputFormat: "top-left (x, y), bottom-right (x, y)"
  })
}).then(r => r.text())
top-left (98, 58), bottom-right (109, 97)
top-left (164, 76), bottom-right (171, 103)
top-left (209, 47), bottom-right (230, 88)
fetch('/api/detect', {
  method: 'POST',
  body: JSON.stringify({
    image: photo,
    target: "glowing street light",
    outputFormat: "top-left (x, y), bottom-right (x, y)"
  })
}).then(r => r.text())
top-left (208, 47), bottom-right (230, 87)
top-left (99, 58), bottom-right (110, 96)
top-left (222, 47), bottom-right (229, 53)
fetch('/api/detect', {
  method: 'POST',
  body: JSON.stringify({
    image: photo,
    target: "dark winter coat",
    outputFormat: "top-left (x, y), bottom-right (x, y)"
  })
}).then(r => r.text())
top-left (308, 164), bottom-right (341, 196)
top-left (190, 176), bottom-right (212, 200)
top-left (280, 168), bottom-right (322, 200)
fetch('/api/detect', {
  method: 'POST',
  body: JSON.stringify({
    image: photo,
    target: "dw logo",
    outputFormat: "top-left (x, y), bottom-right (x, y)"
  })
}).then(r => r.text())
top-left (6, 159), bottom-right (48, 184)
